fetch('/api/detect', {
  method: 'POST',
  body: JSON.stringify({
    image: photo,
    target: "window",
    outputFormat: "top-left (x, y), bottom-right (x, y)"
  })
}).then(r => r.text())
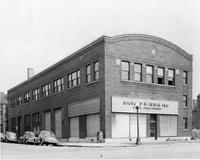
top-left (146, 65), bottom-right (154, 83)
top-left (11, 98), bottom-right (15, 108)
top-left (68, 70), bottom-right (80, 88)
top-left (94, 61), bottom-right (99, 81)
top-left (32, 88), bottom-right (40, 101)
top-left (86, 65), bottom-right (92, 83)
top-left (32, 112), bottom-right (40, 124)
top-left (24, 92), bottom-right (30, 103)
top-left (42, 83), bottom-right (51, 97)
top-left (24, 114), bottom-right (30, 131)
top-left (183, 118), bottom-right (188, 129)
top-left (17, 96), bottom-right (23, 105)
top-left (134, 63), bottom-right (142, 82)
top-left (183, 71), bottom-right (188, 84)
top-left (121, 61), bottom-right (130, 80)
top-left (183, 95), bottom-right (187, 107)
top-left (53, 77), bottom-right (64, 93)
top-left (157, 67), bottom-right (164, 84)
top-left (11, 117), bottom-right (16, 132)
top-left (168, 69), bottom-right (175, 86)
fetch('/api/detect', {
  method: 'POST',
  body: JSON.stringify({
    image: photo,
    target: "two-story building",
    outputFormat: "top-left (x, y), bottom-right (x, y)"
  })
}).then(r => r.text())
top-left (7, 34), bottom-right (193, 142)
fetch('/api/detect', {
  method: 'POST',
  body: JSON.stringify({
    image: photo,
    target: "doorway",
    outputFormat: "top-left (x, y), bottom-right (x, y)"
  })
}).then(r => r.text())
top-left (150, 114), bottom-right (157, 140)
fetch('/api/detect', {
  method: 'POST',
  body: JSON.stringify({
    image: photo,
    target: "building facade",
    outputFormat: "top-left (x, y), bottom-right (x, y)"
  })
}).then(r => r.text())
top-left (0, 92), bottom-right (8, 133)
top-left (192, 94), bottom-right (200, 129)
top-left (7, 34), bottom-right (193, 141)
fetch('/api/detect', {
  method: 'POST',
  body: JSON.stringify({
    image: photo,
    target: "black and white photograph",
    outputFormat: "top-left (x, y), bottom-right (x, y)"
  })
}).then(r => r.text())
top-left (0, 0), bottom-right (200, 159)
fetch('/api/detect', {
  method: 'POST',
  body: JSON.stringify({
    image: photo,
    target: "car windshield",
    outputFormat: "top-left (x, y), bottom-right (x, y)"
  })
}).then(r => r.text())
top-left (43, 131), bottom-right (55, 137)
top-left (27, 132), bottom-right (34, 138)
top-left (7, 132), bottom-right (16, 136)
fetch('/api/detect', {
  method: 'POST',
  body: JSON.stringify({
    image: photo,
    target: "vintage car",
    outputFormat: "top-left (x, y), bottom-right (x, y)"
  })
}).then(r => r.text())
top-left (0, 132), bottom-right (5, 142)
top-left (5, 132), bottom-right (17, 143)
top-left (19, 131), bottom-right (39, 144)
top-left (38, 131), bottom-right (58, 146)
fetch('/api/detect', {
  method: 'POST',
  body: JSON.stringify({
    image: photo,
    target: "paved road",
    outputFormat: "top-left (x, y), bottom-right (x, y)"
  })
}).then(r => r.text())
top-left (1, 142), bottom-right (200, 159)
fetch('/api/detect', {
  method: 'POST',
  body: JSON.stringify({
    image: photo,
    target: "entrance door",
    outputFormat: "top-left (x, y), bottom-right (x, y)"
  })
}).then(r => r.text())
top-left (17, 116), bottom-right (22, 137)
top-left (44, 111), bottom-right (51, 131)
top-left (55, 109), bottom-right (62, 138)
top-left (150, 114), bottom-right (157, 140)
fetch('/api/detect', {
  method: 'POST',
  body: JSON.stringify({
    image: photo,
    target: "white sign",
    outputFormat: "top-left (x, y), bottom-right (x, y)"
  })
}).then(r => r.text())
top-left (112, 96), bottom-right (178, 115)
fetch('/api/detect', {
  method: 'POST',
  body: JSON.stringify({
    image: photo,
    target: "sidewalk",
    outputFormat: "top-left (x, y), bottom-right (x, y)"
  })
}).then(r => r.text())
top-left (58, 139), bottom-right (200, 147)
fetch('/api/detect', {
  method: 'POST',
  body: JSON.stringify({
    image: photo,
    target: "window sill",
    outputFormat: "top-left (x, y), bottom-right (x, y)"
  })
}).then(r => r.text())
top-left (121, 80), bottom-right (176, 88)
top-left (67, 85), bottom-right (80, 91)
top-left (85, 80), bottom-right (99, 86)
top-left (53, 90), bottom-right (64, 96)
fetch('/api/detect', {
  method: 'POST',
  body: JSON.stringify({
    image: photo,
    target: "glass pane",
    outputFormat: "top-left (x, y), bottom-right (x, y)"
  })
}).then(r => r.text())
top-left (87, 65), bottom-right (91, 74)
top-left (95, 62), bottom-right (99, 71)
top-left (134, 73), bottom-right (141, 81)
top-left (72, 72), bottom-right (76, 80)
top-left (146, 75), bottom-right (153, 83)
top-left (122, 71), bottom-right (129, 80)
top-left (134, 64), bottom-right (141, 73)
top-left (168, 69), bottom-right (174, 78)
top-left (158, 67), bottom-right (164, 76)
top-left (122, 61), bottom-right (129, 71)
top-left (146, 66), bottom-right (153, 74)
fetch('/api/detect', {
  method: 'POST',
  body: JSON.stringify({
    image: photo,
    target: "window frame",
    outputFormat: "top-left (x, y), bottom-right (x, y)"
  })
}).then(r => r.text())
top-left (134, 63), bottom-right (142, 82)
top-left (86, 64), bottom-right (92, 83)
top-left (183, 71), bottom-right (188, 85)
top-left (168, 69), bottom-right (175, 86)
top-left (183, 95), bottom-right (188, 107)
top-left (183, 117), bottom-right (188, 129)
top-left (24, 92), bottom-right (31, 103)
top-left (121, 61), bottom-right (130, 81)
top-left (146, 65), bottom-right (154, 83)
top-left (53, 77), bottom-right (64, 93)
top-left (94, 61), bottom-right (99, 81)
top-left (68, 70), bottom-right (80, 88)
top-left (157, 67), bottom-right (164, 84)
top-left (32, 88), bottom-right (40, 101)
top-left (42, 83), bottom-right (51, 97)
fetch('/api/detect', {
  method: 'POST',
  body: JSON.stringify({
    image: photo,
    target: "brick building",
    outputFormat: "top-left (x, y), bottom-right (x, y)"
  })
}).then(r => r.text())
top-left (0, 92), bottom-right (8, 133)
top-left (193, 94), bottom-right (200, 129)
top-left (7, 34), bottom-right (193, 141)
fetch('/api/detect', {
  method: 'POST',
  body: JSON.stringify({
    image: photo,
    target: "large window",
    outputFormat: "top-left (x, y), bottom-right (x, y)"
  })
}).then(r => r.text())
top-left (24, 114), bottom-right (30, 131)
top-left (168, 69), bottom-right (175, 86)
top-left (183, 118), bottom-right (188, 129)
top-left (157, 67), bottom-right (164, 84)
top-left (183, 95), bottom-right (187, 107)
top-left (86, 65), bottom-right (92, 83)
top-left (146, 65), bottom-right (154, 83)
top-left (24, 92), bottom-right (30, 103)
top-left (183, 71), bottom-right (188, 84)
top-left (121, 61), bottom-right (130, 80)
top-left (42, 83), bottom-right (51, 97)
top-left (134, 63), bottom-right (142, 82)
top-left (32, 88), bottom-right (40, 101)
top-left (68, 70), bottom-right (80, 88)
top-left (17, 96), bottom-right (23, 105)
top-left (53, 77), bottom-right (64, 93)
top-left (94, 61), bottom-right (99, 81)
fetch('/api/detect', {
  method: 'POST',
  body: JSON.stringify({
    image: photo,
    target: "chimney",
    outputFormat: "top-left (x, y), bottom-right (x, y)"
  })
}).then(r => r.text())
top-left (27, 68), bottom-right (34, 80)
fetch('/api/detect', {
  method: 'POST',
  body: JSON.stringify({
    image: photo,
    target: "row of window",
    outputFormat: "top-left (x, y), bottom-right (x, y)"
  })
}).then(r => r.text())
top-left (121, 61), bottom-right (188, 86)
top-left (11, 113), bottom-right (40, 132)
top-left (11, 61), bottom-right (100, 107)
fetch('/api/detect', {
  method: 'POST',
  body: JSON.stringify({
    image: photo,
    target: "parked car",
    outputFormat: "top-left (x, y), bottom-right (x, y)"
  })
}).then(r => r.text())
top-left (19, 131), bottom-right (39, 145)
top-left (39, 131), bottom-right (58, 146)
top-left (0, 132), bottom-right (5, 142)
top-left (5, 132), bottom-right (17, 143)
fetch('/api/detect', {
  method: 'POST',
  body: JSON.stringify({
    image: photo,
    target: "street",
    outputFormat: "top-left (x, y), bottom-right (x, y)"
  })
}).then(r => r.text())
top-left (1, 142), bottom-right (200, 159)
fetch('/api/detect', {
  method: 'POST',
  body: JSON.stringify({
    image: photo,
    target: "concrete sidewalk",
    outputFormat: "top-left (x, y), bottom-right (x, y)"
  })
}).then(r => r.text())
top-left (58, 139), bottom-right (200, 147)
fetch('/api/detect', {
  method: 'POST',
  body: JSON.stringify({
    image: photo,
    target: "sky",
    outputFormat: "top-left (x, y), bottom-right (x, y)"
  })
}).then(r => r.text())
top-left (0, 0), bottom-right (200, 98)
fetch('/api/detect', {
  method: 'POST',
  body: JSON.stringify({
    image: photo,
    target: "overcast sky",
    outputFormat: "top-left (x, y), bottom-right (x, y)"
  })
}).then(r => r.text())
top-left (0, 0), bottom-right (200, 98)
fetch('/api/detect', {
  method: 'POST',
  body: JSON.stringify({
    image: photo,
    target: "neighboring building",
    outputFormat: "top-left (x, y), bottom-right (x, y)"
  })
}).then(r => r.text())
top-left (192, 94), bottom-right (200, 129)
top-left (7, 34), bottom-right (193, 141)
top-left (0, 92), bottom-right (8, 133)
